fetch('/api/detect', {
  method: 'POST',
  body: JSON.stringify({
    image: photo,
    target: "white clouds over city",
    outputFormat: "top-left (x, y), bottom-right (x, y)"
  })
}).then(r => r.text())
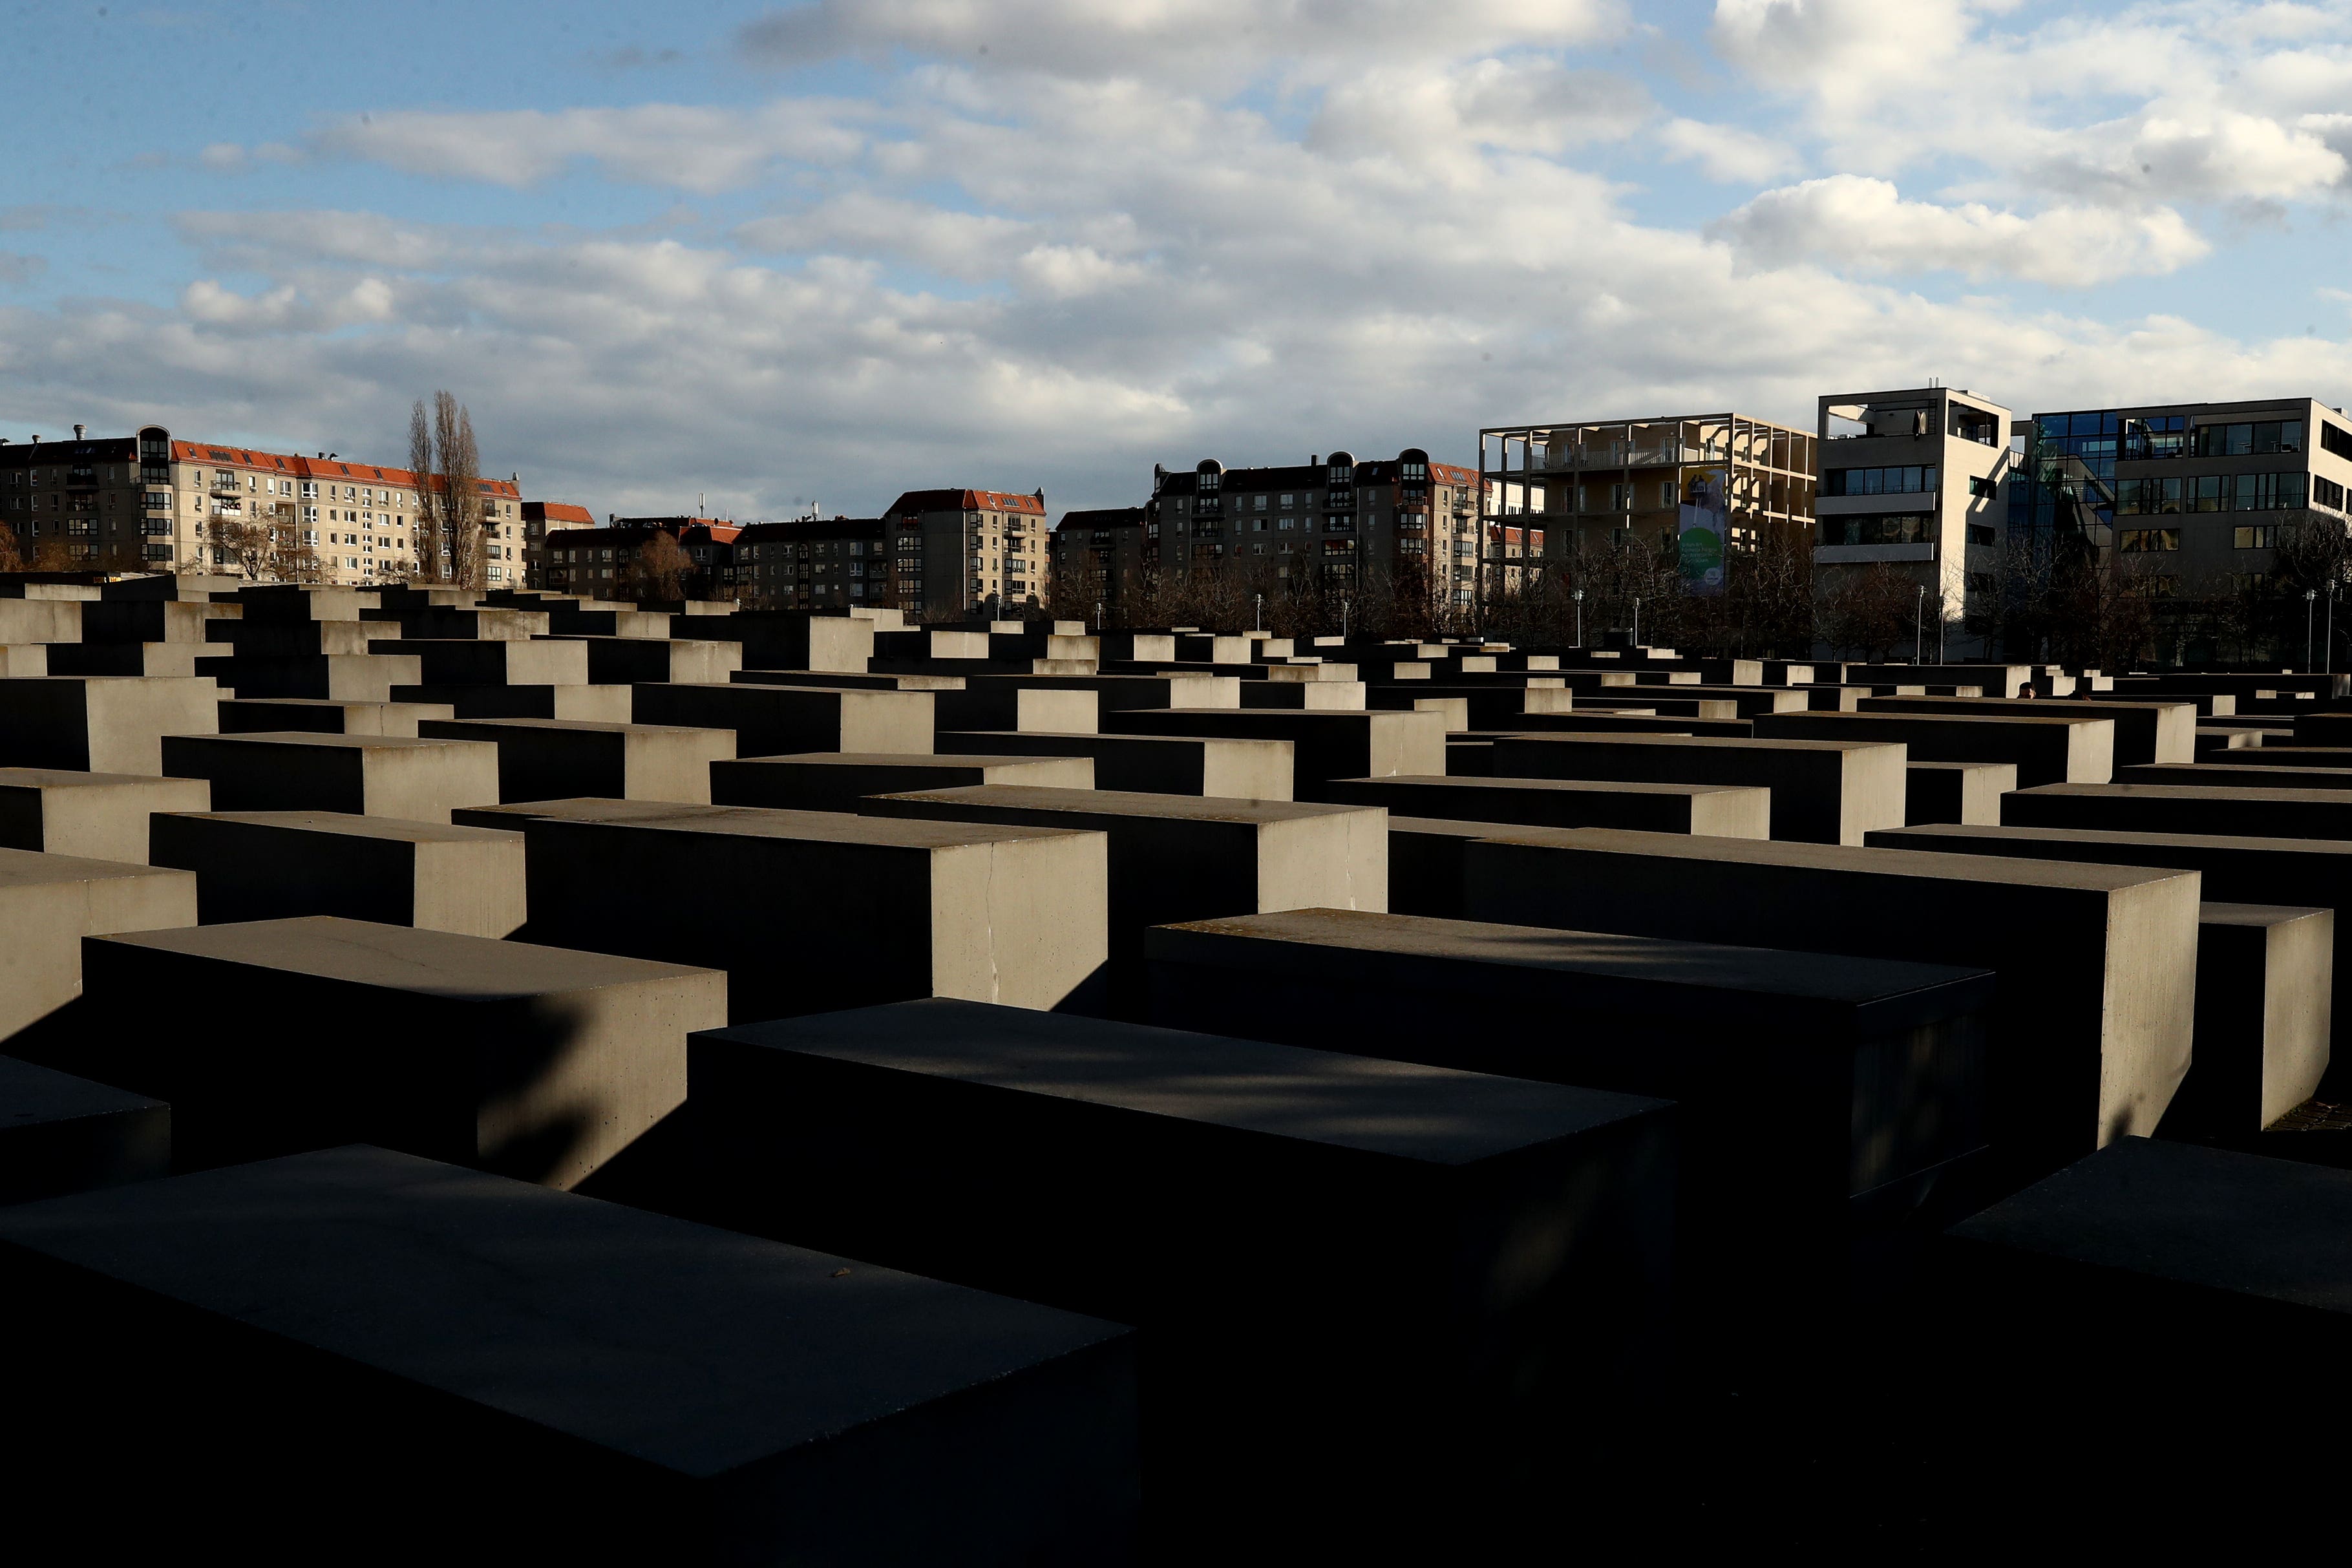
top-left (1, 0), bottom-right (2347, 518)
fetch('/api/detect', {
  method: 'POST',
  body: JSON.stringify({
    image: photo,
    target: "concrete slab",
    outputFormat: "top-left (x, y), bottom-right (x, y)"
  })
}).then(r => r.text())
top-left (2123, 761), bottom-right (2352, 791)
top-left (0, 1145), bottom-right (1137, 1562)
top-left (1145, 908), bottom-right (1991, 1319)
top-left (209, 652), bottom-right (422, 701)
top-left (538, 635), bottom-right (744, 685)
top-left (1320, 774), bottom-right (1770, 838)
top-left (2165, 903), bottom-right (2332, 1135)
top-left (41, 642), bottom-right (207, 679)
top-left (0, 767), bottom-right (210, 863)
top-left (159, 732), bottom-right (501, 824)
top-left (0, 675), bottom-right (219, 774)
top-left (79, 599), bottom-right (239, 646)
top-left (2004, 781), bottom-right (2352, 840)
top-left (935, 729), bottom-right (1293, 800)
top-left (392, 682), bottom-right (635, 723)
top-left (0, 1054), bottom-right (169, 1203)
top-left (710, 751), bottom-right (1095, 812)
top-left (1905, 759), bottom-right (2015, 826)
top-left (1105, 707), bottom-right (1446, 799)
top-left (415, 717), bottom-right (734, 805)
top-left (1456, 829), bottom-right (2199, 1178)
top-left (67, 916), bottom-right (723, 1185)
top-left (0, 847), bottom-right (197, 1043)
top-left (365, 637), bottom-right (588, 687)
top-left (505, 801), bottom-right (1109, 1022)
top-left (687, 999), bottom-right (1671, 1510)
top-left (150, 810), bottom-right (527, 937)
top-left (1859, 695), bottom-right (2195, 767)
top-left (634, 681), bottom-right (933, 756)
top-left (1486, 733), bottom-right (1905, 845)
top-left (933, 683), bottom-right (1102, 734)
top-left (1753, 710), bottom-right (2113, 787)
top-left (218, 696), bottom-right (456, 737)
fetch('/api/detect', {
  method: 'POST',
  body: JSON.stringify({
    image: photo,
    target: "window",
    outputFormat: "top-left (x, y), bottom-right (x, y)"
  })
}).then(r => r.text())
top-left (1966, 524), bottom-right (1996, 546)
top-left (1823, 465), bottom-right (1938, 496)
top-left (2318, 476), bottom-right (2347, 513)
top-left (1819, 514), bottom-right (1932, 546)
top-left (2323, 422), bottom-right (2352, 461)
top-left (2118, 528), bottom-right (2179, 552)
top-left (1968, 475), bottom-right (1998, 499)
top-left (2120, 477), bottom-right (2185, 515)
top-left (2192, 420), bottom-right (2304, 457)
top-left (2230, 571), bottom-right (2267, 593)
top-left (2234, 526), bottom-right (2277, 549)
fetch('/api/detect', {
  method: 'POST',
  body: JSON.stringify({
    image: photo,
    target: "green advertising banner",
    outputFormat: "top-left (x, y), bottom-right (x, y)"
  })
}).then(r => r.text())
top-left (1677, 468), bottom-right (1729, 596)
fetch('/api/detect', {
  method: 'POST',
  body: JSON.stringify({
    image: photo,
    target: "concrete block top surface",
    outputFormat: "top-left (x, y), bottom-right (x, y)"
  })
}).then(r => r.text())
top-left (474, 797), bottom-right (1099, 850)
top-left (97, 915), bottom-right (719, 1001)
top-left (421, 717), bottom-right (727, 739)
top-left (0, 1144), bottom-right (1129, 1476)
top-left (871, 784), bottom-right (1368, 827)
top-left (1503, 732), bottom-right (1896, 755)
top-left (1387, 816), bottom-right (1592, 845)
top-left (699, 998), bottom-right (1666, 1167)
top-left (0, 767), bottom-right (192, 792)
top-left (1482, 825), bottom-right (2194, 894)
top-left (1885, 822), bottom-right (2352, 860)
top-left (2024, 781), bottom-right (2352, 803)
top-left (2199, 900), bottom-right (2331, 928)
top-left (1949, 1136), bottom-right (2352, 1312)
top-left (0, 843), bottom-right (189, 893)
top-left (162, 810), bottom-right (524, 847)
top-left (732, 751), bottom-right (1069, 770)
top-left (0, 1052), bottom-right (167, 1127)
top-left (1156, 907), bottom-right (1993, 1015)
top-left (1346, 774), bottom-right (1761, 800)
top-left (172, 731), bottom-right (487, 755)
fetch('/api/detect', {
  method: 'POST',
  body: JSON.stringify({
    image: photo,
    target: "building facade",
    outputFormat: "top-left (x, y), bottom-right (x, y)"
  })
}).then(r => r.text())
top-left (1814, 387), bottom-right (2012, 656)
top-left (0, 423), bottom-right (525, 586)
top-left (1141, 449), bottom-right (1481, 604)
top-left (2007, 397), bottom-right (2352, 598)
top-left (1046, 506), bottom-right (1149, 619)
top-left (883, 489), bottom-right (1048, 620)
top-left (522, 500), bottom-right (597, 589)
top-left (539, 518), bottom-right (741, 599)
top-left (730, 516), bottom-right (889, 609)
top-left (1477, 412), bottom-right (1816, 593)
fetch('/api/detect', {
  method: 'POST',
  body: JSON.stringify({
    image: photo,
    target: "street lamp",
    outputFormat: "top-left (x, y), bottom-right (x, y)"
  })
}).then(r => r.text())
top-left (1572, 588), bottom-right (1585, 649)
top-left (1254, 593), bottom-right (1263, 633)
top-left (1916, 584), bottom-right (1927, 664)
top-left (2307, 588), bottom-right (2319, 672)
top-left (1631, 595), bottom-right (1642, 648)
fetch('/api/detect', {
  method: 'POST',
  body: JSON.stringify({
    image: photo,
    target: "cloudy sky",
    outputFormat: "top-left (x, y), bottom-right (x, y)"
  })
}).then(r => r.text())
top-left (2, 0), bottom-right (2348, 520)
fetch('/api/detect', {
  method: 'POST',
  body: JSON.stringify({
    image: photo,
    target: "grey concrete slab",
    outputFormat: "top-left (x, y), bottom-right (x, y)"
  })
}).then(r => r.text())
top-left (2004, 781), bottom-right (2352, 840)
top-left (2164, 903), bottom-right (2333, 1135)
top-left (504, 801), bottom-right (1108, 1022)
top-left (80, 599), bottom-right (239, 646)
top-left (414, 717), bottom-right (734, 805)
top-left (2124, 761), bottom-right (2352, 790)
top-left (1456, 829), bottom-right (2199, 1177)
top-left (0, 598), bottom-right (84, 642)
top-left (1320, 774), bottom-right (1770, 838)
top-left (1486, 733), bottom-right (1904, 845)
top-left (158, 732), bottom-right (501, 824)
top-left (205, 617), bottom-right (384, 657)
top-left (381, 605), bottom-right (549, 641)
top-left (634, 681), bottom-right (933, 756)
top-left (365, 637), bottom-right (588, 687)
top-left (1905, 759), bottom-right (2015, 825)
top-left (0, 675), bottom-right (219, 774)
top-left (1145, 907), bottom-right (1991, 1318)
top-left (858, 785), bottom-right (1383, 1016)
top-left (0, 767), bottom-right (210, 863)
top-left (2198, 745), bottom-right (2352, 768)
top-left (41, 642), bottom-right (206, 679)
top-left (0, 1054), bottom-right (169, 1203)
top-left (150, 810), bottom-right (527, 937)
top-left (1753, 710), bottom-right (2112, 787)
top-left (1383, 816), bottom-right (1594, 918)
top-left (937, 728), bottom-right (1293, 800)
top-left (0, 1144), bottom-right (1137, 1563)
top-left (686, 998), bottom-right (1671, 1509)
top-left (733, 668), bottom-right (968, 692)
top-left (391, 681), bottom-right (635, 722)
top-left (0, 847), bottom-right (197, 1043)
top-left (1859, 695), bottom-right (2195, 767)
top-left (1105, 707), bottom-right (1446, 799)
top-left (537, 635), bottom-right (744, 685)
top-left (67, 916), bottom-right (722, 1185)
top-left (218, 695), bottom-right (456, 736)
top-left (231, 584), bottom-right (375, 622)
top-left (213, 652), bottom-right (423, 702)
top-left (933, 683), bottom-right (1101, 734)
top-left (710, 751), bottom-right (1094, 811)
top-left (698, 609), bottom-right (876, 673)
top-left (1236, 679), bottom-right (1368, 711)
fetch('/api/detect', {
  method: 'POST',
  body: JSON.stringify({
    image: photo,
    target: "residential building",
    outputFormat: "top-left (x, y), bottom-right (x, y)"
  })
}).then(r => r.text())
top-left (522, 500), bottom-right (597, 589)
top-left (884, 489), bottom-right (1049, 619)
top-left (0, 423), bottom-right (525, 586)
top-left (1477, 412), bottom-right (1817, 595)
top-left (730, 515), bottom-right (889, 610)
top-left (1814, 387), bottom-right (2013, 657)
top-left (1143, 449), bottom-right (1481, 603)
top-left (2006, 397), bottom-right (2352, 599)
top-left (1046, 506), bottom-right (1149, 619)
top-left (539, 518), bottom-right (741, 599)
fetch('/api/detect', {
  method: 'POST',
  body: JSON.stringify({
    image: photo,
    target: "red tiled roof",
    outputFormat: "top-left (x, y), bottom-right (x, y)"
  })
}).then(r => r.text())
top-left (171, 440), bottom-right (520, 500)
top-left (531, 501), bottom-right (596, 525)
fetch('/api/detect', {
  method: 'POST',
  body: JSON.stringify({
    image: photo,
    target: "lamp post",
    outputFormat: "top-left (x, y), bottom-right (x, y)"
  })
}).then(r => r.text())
top-left (1573, 588), bottom-right (1585, 649)
top-left (1254, 593), bottom-right (1263, 633)
top-left (1916, 584), bottom-right (1927, 664)
top-left (1631, 595), bottom-right (1641, 648)
top-left (2308, 588), bottom-right (2319, 672)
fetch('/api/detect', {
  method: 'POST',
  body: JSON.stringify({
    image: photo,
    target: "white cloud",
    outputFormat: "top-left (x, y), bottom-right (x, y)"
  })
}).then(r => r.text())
top-left (1711, 175), bottom-right (2211, 286)
top-left (1309, 59), bottom-right (1651, 167)
top-left (1657, 118), bottom-right (1799, 184)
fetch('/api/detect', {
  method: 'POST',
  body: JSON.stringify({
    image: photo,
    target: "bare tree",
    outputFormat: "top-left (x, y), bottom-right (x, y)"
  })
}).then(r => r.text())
top-left (0, 522), bottom-right (26, 574)
top-left (622, 531), bottom-right (692, 602)
top-left (410, 392), bottom-right (485, 588)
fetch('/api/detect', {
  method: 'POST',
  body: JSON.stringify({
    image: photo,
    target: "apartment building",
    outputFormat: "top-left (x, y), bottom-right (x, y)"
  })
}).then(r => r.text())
top-left (731, 516), bottom-right (889, 610)
top-left (1477, 412), bottom-right (1816, 592)
top-left (1046, 506), bottom-right (1149, 617)
top-left (2008, 397), bottom-right (2352, 596)
top-left (1144, 449), bottom-right (1481, 602)
top-left (522, 500), bottom-right (597, 589)
top-left (1814, 387), bottom-right (2012, 656)
top-left (884, 489), bottom-right (1048, 619)
top-left (0, 423), bottom-right (525, 586)
top-left (539, 518), bottom-right (741, 599)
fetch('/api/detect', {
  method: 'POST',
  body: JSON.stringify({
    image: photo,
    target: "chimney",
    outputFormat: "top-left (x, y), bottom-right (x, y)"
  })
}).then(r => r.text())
top-left (1311, 454), bottom-right (1319, 467)
top-left (73, 423), bottom-right (85, 440)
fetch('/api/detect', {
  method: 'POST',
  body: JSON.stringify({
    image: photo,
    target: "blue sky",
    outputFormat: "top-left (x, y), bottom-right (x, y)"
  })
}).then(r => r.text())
top-left (2, 0), bottom-right (2347, 519)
